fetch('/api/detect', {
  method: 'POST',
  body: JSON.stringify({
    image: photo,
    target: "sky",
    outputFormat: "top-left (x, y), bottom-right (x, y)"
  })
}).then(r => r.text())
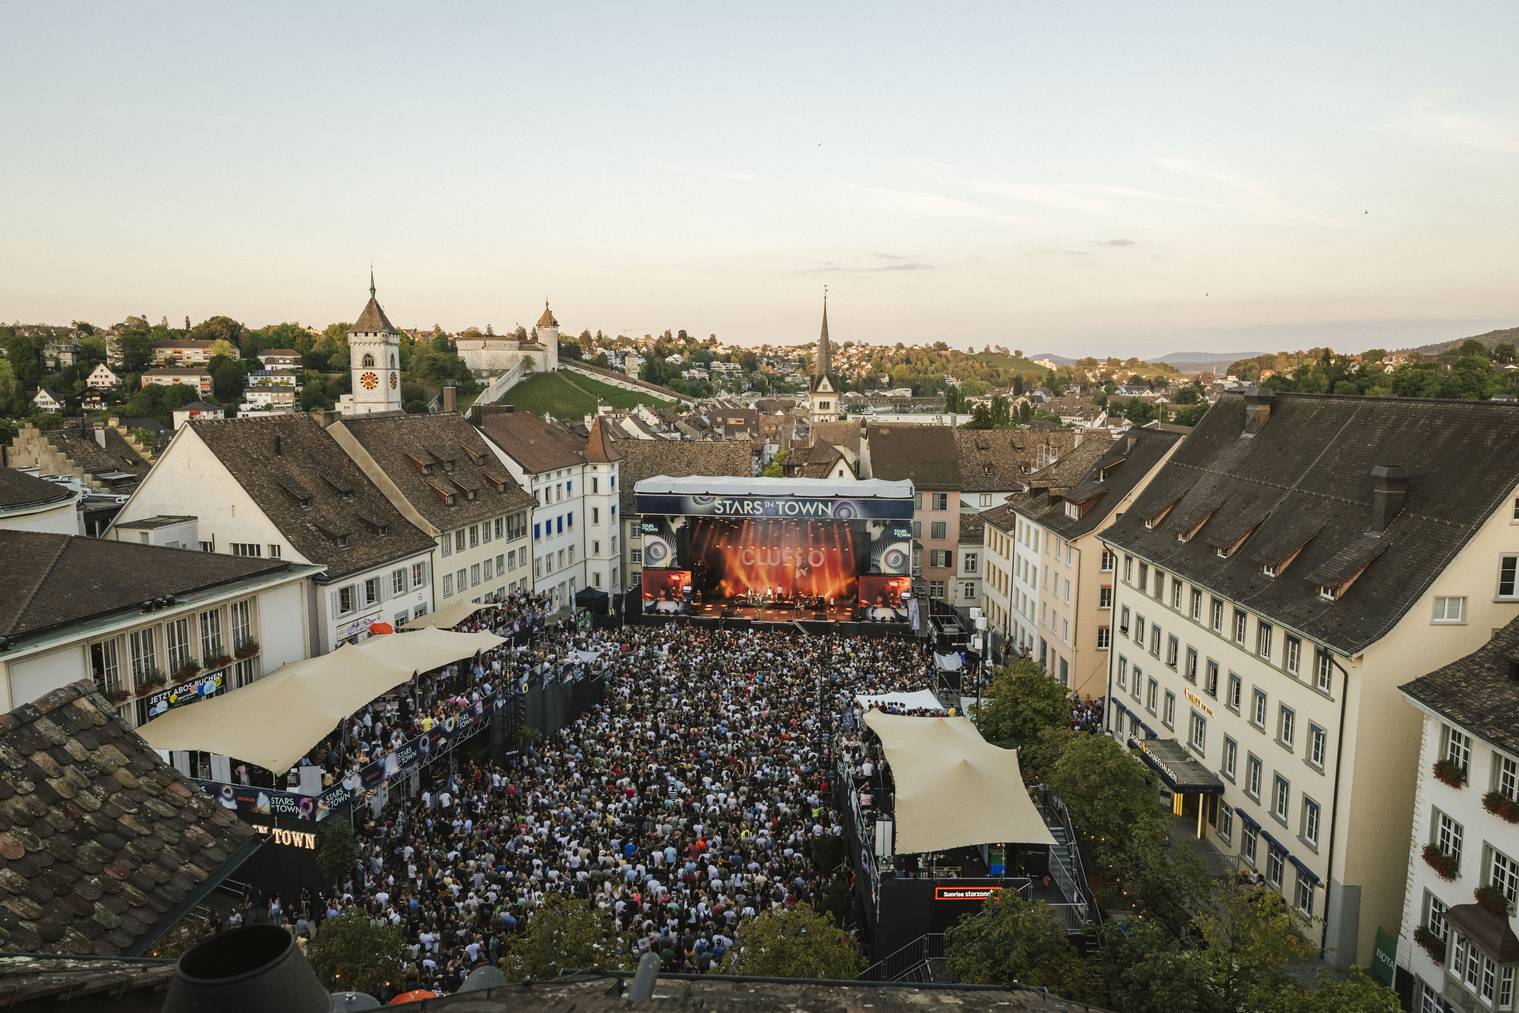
top-left (2, 3), bottom-right (1517, 358)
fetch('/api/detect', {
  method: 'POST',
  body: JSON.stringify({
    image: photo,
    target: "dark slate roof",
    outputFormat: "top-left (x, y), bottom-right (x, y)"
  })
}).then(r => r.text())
top-left (332, 413), bottom-right (534, 534)
top-left (798, 441), bottom-right (847, 478)
top-left (614, 438), bottom-right (753, 514)
top-left (981, 502), bottom-right (1018, 533)
top-left (0, 531), bottom-right (290, 641)
top-left (1101, 393), bottom-right (1519, 655)
top-left (0, 468), bottom-right (74, 512)
top-left (1402, 616), bottom-right (1519, 756)
top-left (959, 512), bottom-right (986, 544)
top-left (353, 295), bottom-right (396, 333)
top-left (0, 681), bottom-right (258, 957)
top-left (1011, 428), bottom-right (1179, 540)
top-left (45, 425), bottom-right (152, 480)
top-left (189, 415), bottom-right (435, 580)
top-left (812, 420), bottom-right (865, 457)
top-left (476, 409), bottom-right (588, 474)
top-left (867, 425), bottom-right (959, 489)
top-left (954, 428), bottom-right (1083, 492)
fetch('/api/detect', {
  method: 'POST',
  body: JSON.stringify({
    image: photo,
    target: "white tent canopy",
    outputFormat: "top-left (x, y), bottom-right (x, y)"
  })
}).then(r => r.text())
top-left (401, 598), bottom-right (489, 631)
top-left (863, 710), bottom-right (1056, 854)
top-left (138, 628), bottom-right (505, 774)
top-left (855, 690), bottom-right (943, 713)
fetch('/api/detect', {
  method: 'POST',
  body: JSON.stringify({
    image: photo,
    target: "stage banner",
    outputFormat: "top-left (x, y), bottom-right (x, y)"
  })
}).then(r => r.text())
top-left (634, 491), bottom-right (913, 520)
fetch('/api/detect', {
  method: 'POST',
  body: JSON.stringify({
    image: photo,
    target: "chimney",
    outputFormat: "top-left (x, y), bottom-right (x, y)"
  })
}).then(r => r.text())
top-left (442, 385), bottom-right (456, 414)
top-left (1243, 389), bottom-right (1273, 435)
top-left (1370, 464), bottom-right (1408, 532)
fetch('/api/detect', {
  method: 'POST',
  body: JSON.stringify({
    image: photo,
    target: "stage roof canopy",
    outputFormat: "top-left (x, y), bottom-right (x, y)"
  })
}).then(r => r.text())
top-left (856, 690), bottom-right (944, 713)
top-left (138, 628), bottom-right (505, 773)
top-left (863, 710), bottom-right (1056, 854)
top-left (633, 475), bottom-right (913, 500)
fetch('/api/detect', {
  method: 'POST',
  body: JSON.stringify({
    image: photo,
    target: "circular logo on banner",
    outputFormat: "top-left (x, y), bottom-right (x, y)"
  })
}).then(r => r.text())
top-left (834, 502), bottom-right (857, 520)
top-left (881, 547), bottom-right (908, 572)
top-left (644, 541), bottom-right (669, 565)
top-left (360, 371), bottom-right (380, 390)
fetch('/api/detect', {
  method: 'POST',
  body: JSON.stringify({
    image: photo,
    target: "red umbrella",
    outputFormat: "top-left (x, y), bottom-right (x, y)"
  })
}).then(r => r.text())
top-left (368, 621), bottom-right (395, 635)
top-left (388, 990), bottom-right (439, 1005)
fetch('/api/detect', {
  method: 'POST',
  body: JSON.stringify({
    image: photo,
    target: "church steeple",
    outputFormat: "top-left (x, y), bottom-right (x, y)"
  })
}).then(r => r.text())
top-left (369, 264), bottom-right (376, 299)
top-left (813, 287), bottom-right (832, 390)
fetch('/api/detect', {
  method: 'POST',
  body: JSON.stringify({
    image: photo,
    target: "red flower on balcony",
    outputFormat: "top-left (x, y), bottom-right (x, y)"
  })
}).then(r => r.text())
top-left (1433, 758), bottom-right (1468, 788)
top-left (1483, 791), bottom-right (1519, 824)
top-left (1422, 843), bottom-right (1459, 881)
top-left (1413, 925), bottom-right (1446, 962)
top-left (1475, 884), bottom-right (1513, 917)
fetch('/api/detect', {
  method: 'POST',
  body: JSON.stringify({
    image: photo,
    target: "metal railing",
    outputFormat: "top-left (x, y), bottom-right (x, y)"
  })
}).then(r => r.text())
top-left (859, 933), bottom-right (946, 982)
top-left (1035, 787), bottom-right (1103, 929)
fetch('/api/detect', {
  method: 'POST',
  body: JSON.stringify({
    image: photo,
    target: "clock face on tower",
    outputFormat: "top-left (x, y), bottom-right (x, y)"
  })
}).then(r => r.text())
top-left (360, 371), bottom-right (379, 390)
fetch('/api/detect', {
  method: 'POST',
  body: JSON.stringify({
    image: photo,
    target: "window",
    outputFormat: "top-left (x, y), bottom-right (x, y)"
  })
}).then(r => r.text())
top-left (495, 553), bottom-right (504, 575)
top-left (1117, 656), bottom-right (1128, 690)
top-left (1227, 673), bottom-right (1242, 711)
top-left (166, 618), bottom-right (191, 672)
top-left (495, 517), bottom-right (504, 539)
top-left (456, 568), bottom-right (466, 590)
top-left (455, 530), bottom-right (466, 551)
top-left (930, 521), bottom-right (947, 540)
top-left (1185, 646), bottom-right (1198, 682)
top-left (962, 581), bottom-right (976, 600)
top-left (1433, 596), bottom-right (1467, 624)
top-left (1124, 554), bottom-right (1133, 582)
top-left (1233, 608), bottom-right (1247, 645)
top-left (1138, 561), bottom-right (1149, 591)
top-left (1308, 723), bottom-right (1327, 769)
top-left (1205, 659), bottom-right (1219, 697)
top-left (1163, 691), bottom-right (1176, 728)
top-left (1217, 802), bottom-right (1234, 843)
top-left (1246, 754), bottom-right (1263, 799)
top-left (229, 599), bottom-right (252, 651)
top-left (1100, 549), bottom-right (1115, 572)
top-left (269, 544), bottom-right (281, 558)
top-left (1272, 774), bottom-right (1290, 823)
top-left (1096, 626), bottom-right (1111, 650)
top-left (233, 657), bottom-right (257, 689)
top-left (1241, 821), bottom-right (1258, 865)
top-left (1315, 648), bottom-right (1333, 693)
top-left (199, 609), bottom-right (223, 661)
top-left (1135, 615), bottom-right (1146, 644)
top-left (392, 568), bottom-right (406, 595)
top-left (1166, 635), bottom-right (1179, 668)
top-left (1210, 598), bottom-right (1223, 632)
top-left (1489, 846), bottom-right (1519, 908)
top-left (1149, 624), bottom-right (1161, 658)
top-left (1171, 579), bottom-right (1183, 609)
top-left (1266, 844), bottom-right (1284, 888)
top-left (1293, 870), bottom-right (1315, 917)
top-left (928, 580), bottom-right (945, 598)
top-left (1251, 688), bottom-right (1267, 729)
top-left (200, 539), bottom-right (215, 552)
top-left (1189, 710), bottom-right (1206, 752)
top-left (930, 549), bottom-right (953, 568)
top-left (442, 573), bottom-right (453, 596)
top-left (1131, 666), bottom-right (1143, 702)
top-left (1190, 588), bottom-right (1202, 621)
top-left (933, 492), bottom-right (949, 511)
top-left (1222, 736), bottom-right (1238, 779)
top-left (631, 548), bottom-right (642, 564)
top-left (483, 558), bottom-right (493, 580)
top-left (964, 553), bottom-right (978, 573)
top-left (1496, 753), bottom-right (1519, 803)
top-left (1279, 705), bottom-right (1296, 750)
top-left (90, 639), bottom-right (121, 695)
top-left (412, 561), bottom-right (426, 588)
top-left (1301, 797), bottom-right (1320, 847)
top-left (1500, 554), bottom-right (1519, 599)
top-left (1443, 724), bottom-right (1472, 774)
top-left (1099, 586), bottom-right (1113, 609)
top-left (1284, 635), bottom-right (1301, 675)
top-left (1434, 809), bottom-right (1463, 866)
top-left (1146, 677), bottom-right (1158, 714)
top-left (1256, 621), bottom-right (1273, 659)
top-left (129, 628), bottom-right (157, 684)
top-left (231, 542), bottom-right (261, 557)
top-left (1424, 889), bottom-right (1448, 943)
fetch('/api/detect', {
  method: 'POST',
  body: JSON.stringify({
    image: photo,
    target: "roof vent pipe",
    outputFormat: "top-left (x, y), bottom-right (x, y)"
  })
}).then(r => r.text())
top-left (1370, 464), bottom-right (1408, 532)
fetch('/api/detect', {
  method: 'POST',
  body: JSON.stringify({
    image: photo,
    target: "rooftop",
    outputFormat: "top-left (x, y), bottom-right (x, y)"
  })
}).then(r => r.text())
top-left (1011, 428), bottom-right (1179, 540)
top-left (1402, 614), bottom-right (1519, 757)
top-left (0, 467), bottom-right (75, 513)
top-left (613, 438), bottom-right (753, 514)
top-left (866, 425), bottom-right (959, 489)
top-left (1101, 392), bottom-right (1519, 655)
top-left (0, 681), bottom-right (258, 956)
top-left (0, 530), bottom-right (293, 641)
top-left (44, 424), bottom-right (152, 481)
top-left (953, 428), bottom-right (1083, 492)
top-left (475, 408), bottom-right (589, 474)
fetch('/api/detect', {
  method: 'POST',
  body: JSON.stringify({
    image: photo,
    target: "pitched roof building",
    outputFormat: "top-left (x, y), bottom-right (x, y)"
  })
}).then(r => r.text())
top-left (0, 467), bottom-right (80, 535)
top-left (0, 680), bottom-right (259, 956)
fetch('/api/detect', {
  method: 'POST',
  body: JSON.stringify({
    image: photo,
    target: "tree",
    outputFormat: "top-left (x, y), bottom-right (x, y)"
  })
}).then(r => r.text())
top-left (189, 315), bottom-right (246, 352)
top-left (944, 891), bottom-right (1089, 999)
top-left (0, 358), bottom-right (16, 415)
top-left (316, 819), bottom-right (357, 886)
top-left (726, 903), bottom-right (862, 979)
top-left (307, 909), bottom-right (408, 995)
top-left (208, 354), bottom-right (247, 403)
top-left (207, 337), bottom-right (240, 361)
top-left (762, 450), bottom-right (787, 477)
top-left (975, 657), bottom-right (1069, 752)
top-left (502, 895), bottom-right (627, 981)
top-left (1047, 732), bottom-right (1166, 877)
top-left (1190, 881), bottom-right (1315, 1011)
top-left (1264, 968), bottom-right (1400, 1012)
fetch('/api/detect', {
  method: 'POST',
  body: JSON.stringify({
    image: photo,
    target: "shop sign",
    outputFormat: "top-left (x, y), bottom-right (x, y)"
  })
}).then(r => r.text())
top-left (934, 885), bottom-right (1003, 902)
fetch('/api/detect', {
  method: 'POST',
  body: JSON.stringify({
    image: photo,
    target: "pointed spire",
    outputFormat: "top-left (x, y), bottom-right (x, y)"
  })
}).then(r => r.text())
top-left (369, 264), bottom-right (376, 299)
top-left (813, 286), bottom-right (832, 387)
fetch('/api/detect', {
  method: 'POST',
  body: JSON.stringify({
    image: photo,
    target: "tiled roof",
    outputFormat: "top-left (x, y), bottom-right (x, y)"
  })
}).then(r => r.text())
top-left (812, 420), bottom-right (865, 457)
top-left (0, 468), bottom-right (73, 512)
top-left (959, 512), bottom-right (986, 544)
top-left (353, 295), bottom-right (396, 333)
top-left (1102, 393), bottom-right (1519, 655)
top-left (189, 415), bottom-right (434, 580)
top-left (44, 426), bottom-right (152, 480)
top-left (1402, 615), bottom-right (1519, 757)
top-left (954, 428), bottom-right (1083, 492)
top-left (583, 417), bottom-right (622, 464)
top-left (0, 530), bottom-right (291, 641)
top-left (331, 413), bottom-right (535, 534)
top-left (614, 438), bottom-right (752, 513)
top-left (1010, 428), bottom-right (1179, 540)
top-left (797, 441), bottom-right (848, 478)
top-left (981, 502), bottom-right (1018, 533)
top-left (475, 410), bottom-right (588, 474)
top-left (866, 425), bottom-right (959, 489)
top-left (150, 339), bottom-right (213, 350)
top-left (0, 681), bottom-right (258, 956)
top-left (537, 302), bottom-right (558, 328)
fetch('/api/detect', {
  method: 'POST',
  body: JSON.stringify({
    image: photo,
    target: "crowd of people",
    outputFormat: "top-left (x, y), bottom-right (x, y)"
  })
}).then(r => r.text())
top-left (252, 623), bottom-right (939, 996)
top-left (1069, 694), bottom-right (1106, 733)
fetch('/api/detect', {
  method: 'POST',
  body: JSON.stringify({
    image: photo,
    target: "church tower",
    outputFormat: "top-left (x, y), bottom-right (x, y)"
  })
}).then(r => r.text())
top-left (534, 300), bottom-right (560, 373)
top-left (808, 289), bottom-right (838, 428)
top-left (343, 270), bottom-right (402, 416)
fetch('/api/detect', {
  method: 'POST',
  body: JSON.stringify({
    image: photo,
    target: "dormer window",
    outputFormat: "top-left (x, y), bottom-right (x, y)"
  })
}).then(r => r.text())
top-left (1065, 501), bottom-right (1081, 520)
top-left (336, 534), bottom-right (351, 548)
top-left (1263, 563), bottom-right (1277, 577)
top-left (1318, 584), bottom-right (1337, 601)
top-left (1144, 497), bottom-right (1181, 530)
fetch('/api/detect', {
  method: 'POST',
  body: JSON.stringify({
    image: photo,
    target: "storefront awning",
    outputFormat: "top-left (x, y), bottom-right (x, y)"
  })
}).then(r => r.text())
top-left (1288, 854), bottom-right (1320, 885)
top-left (1132, 738), bottom-right (1224, 794)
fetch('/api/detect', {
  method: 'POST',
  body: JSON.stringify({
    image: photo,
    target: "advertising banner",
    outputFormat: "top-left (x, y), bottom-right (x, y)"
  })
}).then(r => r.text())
top-left (635, 492), bottom-right (913, 520)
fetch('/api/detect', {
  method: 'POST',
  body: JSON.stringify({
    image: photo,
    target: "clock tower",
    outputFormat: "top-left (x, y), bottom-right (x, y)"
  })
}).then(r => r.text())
top-left (342, 269), bottom-right (402, 416)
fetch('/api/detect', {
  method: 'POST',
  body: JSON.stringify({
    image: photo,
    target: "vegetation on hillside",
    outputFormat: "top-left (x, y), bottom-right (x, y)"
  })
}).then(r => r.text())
top-left (498, 369), bottom-right (672, 418)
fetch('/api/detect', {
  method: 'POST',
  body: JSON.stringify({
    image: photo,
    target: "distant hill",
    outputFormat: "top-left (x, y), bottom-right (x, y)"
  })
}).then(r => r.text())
top-left (1153, 350), bottom-right (1263, 366)
top-left (1400, 326), bottom-right (1519, 357)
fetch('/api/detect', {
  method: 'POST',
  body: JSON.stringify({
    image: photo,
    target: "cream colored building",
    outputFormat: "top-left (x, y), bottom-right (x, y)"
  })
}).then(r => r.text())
top-left (1101, 391), bottom-right (1519, 970)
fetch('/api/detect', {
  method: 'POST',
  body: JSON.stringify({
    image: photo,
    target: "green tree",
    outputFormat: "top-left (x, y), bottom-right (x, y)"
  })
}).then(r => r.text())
top-left (316, 819), bottom-right (357, 886)
top-left (975, 657), bottom-right (1069, 752)
top-left (208, 354), bottom-right (247, 403)
top-left (1192, 882), bottom-right (1315, 1011)
top-left (726, 903), bottom-right (862, 979)
top-left (762, 450), bottom-right (787, 477)
top-left (1047, 732), bottom-right (1164, 876)
top-left (0, 358), bottom-right (17, 415)
top-left (944, 891), bottom-right (1089, 999)
top-left (115, 318), bottom-right (155, 373)
top-left (1265, 968), bottom-right (1400, 1012)
top-left (502, 895), bottom-right (627, 981)
top-left (307, 909), bottom-right (408, 995)
top-left (189, 315), bottom-right (246, 352)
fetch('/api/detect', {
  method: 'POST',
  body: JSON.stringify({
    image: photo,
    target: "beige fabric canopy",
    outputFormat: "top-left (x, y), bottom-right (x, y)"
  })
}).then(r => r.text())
top-left (863, 710), bottom-right (1056, 854)
top-left (138, 628), bottom-right (505, 773)
top-left (401, 598), bottom-right (490, 631)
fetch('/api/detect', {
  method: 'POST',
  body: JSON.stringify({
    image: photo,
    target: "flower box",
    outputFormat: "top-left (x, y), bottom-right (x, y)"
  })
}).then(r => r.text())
top-left (1422, 843), bottom-right (1459, 881)
top-left (1475, 884), bottom-right (1512, 917)
top-left (234, 639), bottom-right (260, 660)
top-left (175, 659), bottom-right (202, 681)
top-left (1413, 925), bottom-right (1446, 962)
top-left (1433, 758), bottom-right (1468, 788)
top-left (1483, 791), bottom-right (1519, 823)
top-left (105, 688), bottom-right (132, 705)
top-left (136, 670), bottom-right (167, 693)
top-left (207, 654), bottom-right (234, 670)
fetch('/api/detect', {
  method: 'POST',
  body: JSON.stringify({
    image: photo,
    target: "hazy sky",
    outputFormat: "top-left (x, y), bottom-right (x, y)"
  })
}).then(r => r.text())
top-left (3, 3), bottom-right (1517, 357)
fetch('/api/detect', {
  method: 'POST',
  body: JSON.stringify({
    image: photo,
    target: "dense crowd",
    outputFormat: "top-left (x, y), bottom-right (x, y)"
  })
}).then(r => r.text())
top-left (252, 624), bottom-right (938, 995)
